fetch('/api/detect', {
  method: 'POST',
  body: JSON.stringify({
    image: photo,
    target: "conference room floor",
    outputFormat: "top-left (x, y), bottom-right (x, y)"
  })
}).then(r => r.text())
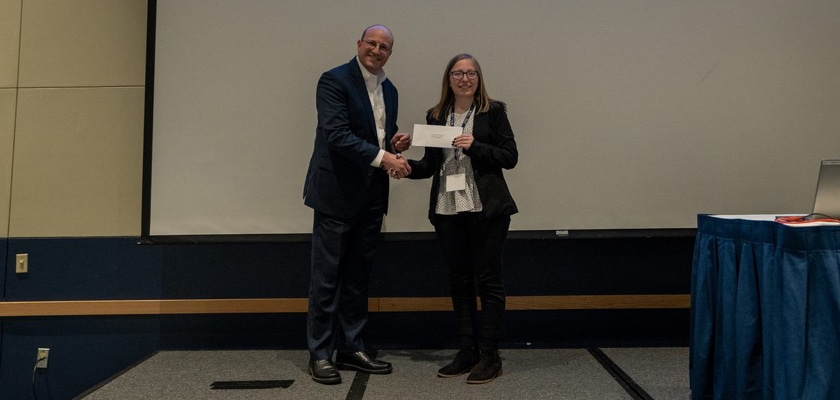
top-left (78, 347), bottom-right (690, 400)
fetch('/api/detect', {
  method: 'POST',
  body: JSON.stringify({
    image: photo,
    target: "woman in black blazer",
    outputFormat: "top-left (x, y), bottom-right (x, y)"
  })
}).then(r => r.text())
top-left (404, 53), bottom-right (518, 384)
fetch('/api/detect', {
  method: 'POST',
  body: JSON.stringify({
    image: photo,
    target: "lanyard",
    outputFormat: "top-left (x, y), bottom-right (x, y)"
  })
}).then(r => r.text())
top-left (449, 104), bottom-right (475, 131)
top-left (446, 103), bottom-right (475, 166)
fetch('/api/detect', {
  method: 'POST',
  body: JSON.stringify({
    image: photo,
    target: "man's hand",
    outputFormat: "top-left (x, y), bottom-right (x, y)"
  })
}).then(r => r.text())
top-left (382, 152), bottom-right (411, 179)
top-left (391, 133), bottom-right (412, 153)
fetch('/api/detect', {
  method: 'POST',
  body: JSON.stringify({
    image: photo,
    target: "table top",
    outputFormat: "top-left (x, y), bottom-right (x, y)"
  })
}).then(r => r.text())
top-left (708, 214), bottom-right (840, 226)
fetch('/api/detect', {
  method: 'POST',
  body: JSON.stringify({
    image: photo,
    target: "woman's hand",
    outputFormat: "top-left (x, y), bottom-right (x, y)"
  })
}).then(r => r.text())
top-left (384, 153), bottom-right (411, 179)
top-left (452, 134), bottom-right (474, 151)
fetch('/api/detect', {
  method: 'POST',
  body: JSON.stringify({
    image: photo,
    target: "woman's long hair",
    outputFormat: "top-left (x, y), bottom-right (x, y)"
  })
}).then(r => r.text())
top-left (429, 53), bottom-right (494, 120)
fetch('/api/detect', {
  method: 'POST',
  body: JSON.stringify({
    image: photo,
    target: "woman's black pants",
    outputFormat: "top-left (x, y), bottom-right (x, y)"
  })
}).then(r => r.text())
top-left (433, 213), bottom-right (510, 351)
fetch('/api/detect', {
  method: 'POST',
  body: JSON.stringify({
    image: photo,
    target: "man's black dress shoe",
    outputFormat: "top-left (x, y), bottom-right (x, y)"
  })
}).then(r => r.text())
top-left (309, 359), bottom-right (341, 384)
top-left (335, 351), bottom-right (393, 374)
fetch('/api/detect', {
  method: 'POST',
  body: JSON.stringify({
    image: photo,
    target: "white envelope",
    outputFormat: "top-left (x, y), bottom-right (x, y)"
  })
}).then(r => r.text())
top-left (412, 124), bottom-right (461, 148)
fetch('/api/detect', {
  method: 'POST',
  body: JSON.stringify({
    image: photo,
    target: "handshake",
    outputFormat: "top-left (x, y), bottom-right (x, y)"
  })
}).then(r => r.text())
top-left (383, 133), bottom-right (412, 179)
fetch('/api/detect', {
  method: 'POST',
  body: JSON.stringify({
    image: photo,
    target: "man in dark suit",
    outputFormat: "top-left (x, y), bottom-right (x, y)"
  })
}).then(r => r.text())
top-left (302, 24), bottom-right (411, 385)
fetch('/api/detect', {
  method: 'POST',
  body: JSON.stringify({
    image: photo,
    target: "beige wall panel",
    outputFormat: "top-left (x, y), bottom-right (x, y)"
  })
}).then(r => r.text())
top-left (10, 87), bottom-right (144, 237)
top-left (0, 0), bottom-right (21, 87)
top-left (18, 0), bottom-right (147, 87)
top-left (0, 89), bottom-right (15, 237)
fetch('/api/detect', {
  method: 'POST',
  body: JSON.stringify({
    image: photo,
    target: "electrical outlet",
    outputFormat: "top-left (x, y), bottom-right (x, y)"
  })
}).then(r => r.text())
top-left (16, 254), bottom-right (29, 274)
top-left (36, 348), bottom-right (49, 369)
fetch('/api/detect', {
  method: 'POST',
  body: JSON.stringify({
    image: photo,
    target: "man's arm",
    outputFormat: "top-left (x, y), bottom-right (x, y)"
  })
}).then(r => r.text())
top-left (315, 72), bottom-right (381, 167)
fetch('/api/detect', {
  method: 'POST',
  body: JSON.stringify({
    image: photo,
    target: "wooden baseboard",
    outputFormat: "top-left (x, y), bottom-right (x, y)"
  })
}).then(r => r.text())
top-left (0, 294), bottom-right (689, 317)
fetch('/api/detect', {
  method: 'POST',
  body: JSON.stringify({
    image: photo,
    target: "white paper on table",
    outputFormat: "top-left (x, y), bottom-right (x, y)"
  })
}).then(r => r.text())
top-left (412, 124), bottom-right (461, 148)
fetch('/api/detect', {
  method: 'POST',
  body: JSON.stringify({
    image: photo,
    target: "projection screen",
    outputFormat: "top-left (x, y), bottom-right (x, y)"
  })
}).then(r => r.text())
top-left (145, 0), bottom-right (840, 236)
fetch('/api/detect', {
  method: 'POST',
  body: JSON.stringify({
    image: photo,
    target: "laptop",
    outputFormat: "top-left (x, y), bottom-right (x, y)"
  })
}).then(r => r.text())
top-left (811, 159), bottom-right (840, 219)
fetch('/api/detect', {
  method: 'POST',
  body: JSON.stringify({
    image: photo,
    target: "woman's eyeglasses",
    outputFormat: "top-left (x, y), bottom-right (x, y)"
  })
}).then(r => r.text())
top-left (450, 71), bottom-right (478, 80)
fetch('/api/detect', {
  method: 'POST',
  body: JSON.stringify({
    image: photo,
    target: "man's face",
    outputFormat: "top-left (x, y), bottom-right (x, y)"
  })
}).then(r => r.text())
top-left (357, 27), bottom-right (393, 75)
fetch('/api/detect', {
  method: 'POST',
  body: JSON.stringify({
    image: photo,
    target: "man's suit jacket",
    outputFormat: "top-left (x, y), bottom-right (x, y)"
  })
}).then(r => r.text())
top-left (303, 58), bottom-right (399, 219)
top-left (408, 101), bottom-right (519, 222)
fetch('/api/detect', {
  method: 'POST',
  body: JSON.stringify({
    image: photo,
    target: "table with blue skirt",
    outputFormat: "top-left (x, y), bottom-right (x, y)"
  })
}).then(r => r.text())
top-left (690, 214), bottom-right (840, 400)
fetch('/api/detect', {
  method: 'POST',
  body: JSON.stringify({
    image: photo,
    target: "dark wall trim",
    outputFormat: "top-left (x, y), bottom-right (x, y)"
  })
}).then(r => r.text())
top-left (141, 0), bottom-right (156, 238)
top-left (141, 229), bottom-right (696, 244)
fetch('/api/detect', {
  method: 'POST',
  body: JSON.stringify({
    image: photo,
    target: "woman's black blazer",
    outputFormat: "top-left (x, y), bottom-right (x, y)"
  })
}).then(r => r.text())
top-left (408, 101), bottom-right (518, 222)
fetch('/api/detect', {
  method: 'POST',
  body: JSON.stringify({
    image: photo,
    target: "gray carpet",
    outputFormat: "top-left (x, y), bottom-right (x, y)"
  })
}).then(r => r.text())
top-left (78, 348), bottom-right (689, 400)
top-left (601, 347), bottom-right (690, 400)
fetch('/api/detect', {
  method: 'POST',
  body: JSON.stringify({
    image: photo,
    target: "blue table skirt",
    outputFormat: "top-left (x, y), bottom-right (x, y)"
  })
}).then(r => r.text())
top-left (690, 215), bottom-right (840, 399)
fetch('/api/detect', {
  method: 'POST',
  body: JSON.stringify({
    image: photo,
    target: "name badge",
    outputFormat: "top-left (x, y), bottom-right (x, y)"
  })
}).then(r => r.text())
top-left (446, 173), bottom-right (466, 192)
